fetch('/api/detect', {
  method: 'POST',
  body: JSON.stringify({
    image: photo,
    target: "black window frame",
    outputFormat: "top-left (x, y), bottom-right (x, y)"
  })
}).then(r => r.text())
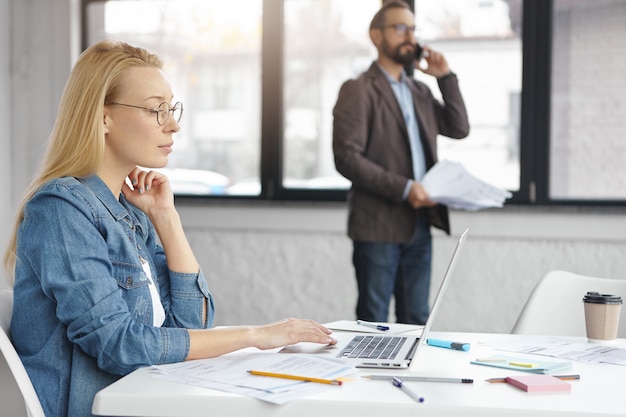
top-left (81, 0), bottom-right (625, 207)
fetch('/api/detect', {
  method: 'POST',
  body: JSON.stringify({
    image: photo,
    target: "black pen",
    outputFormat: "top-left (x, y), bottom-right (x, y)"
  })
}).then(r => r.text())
top-left (356, 320), bottom-right (390, 331)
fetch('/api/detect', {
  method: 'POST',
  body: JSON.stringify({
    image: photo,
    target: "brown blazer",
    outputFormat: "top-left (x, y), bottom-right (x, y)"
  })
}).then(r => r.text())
top-left (332, 63), bottom-right (469, 243)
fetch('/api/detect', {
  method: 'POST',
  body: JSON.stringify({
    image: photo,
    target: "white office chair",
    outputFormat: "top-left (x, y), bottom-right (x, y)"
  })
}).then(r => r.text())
top-left (512, 270), bottom-right (626, 337)
top-left (0, 289), bottom-right (45, 417)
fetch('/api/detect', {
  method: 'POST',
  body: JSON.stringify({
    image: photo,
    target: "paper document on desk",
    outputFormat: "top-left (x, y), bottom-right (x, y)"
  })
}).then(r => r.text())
top-left (483, 337), bottom-right (626, 366)
top-left (421, 160), bottom-right (512, 211)
top-left (150, 352), bottom-right (355, 404)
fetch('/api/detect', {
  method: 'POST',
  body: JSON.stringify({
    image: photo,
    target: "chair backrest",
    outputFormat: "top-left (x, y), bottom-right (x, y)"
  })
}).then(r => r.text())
top-left (0, 289), bottom-right (46, 417)
top-left (512, 270), bottom-right (626, 337)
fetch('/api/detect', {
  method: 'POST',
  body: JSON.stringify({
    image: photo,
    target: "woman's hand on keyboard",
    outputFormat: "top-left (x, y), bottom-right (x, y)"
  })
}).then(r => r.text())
top-left (252, 318), bottom-right (338, 350)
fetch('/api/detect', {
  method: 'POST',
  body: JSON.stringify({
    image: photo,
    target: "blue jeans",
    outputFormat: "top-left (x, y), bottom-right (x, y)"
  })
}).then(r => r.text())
top-left (352, 216), bottom-right (432, 325)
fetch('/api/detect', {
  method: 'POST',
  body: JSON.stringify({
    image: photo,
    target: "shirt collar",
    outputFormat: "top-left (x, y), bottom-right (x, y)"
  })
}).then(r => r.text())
top-left (78, 175), bottom-right (130, 221)
top-left (376, 62), bottom-right (408, 85)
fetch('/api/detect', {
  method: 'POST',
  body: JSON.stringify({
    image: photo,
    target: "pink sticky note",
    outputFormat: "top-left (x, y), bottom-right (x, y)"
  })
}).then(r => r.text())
top-left (505, 375), bottom-right (571, 393)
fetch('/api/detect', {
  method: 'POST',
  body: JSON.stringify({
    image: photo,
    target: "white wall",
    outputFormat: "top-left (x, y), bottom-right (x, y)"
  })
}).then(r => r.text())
top-left (0, 2), bottom-right (76, 414)
top-left (0, 0), bottom-right (11, 271)
top-left (178, 204), bottom-right (626, 333)
top-left (1, 1), bottom-right (26, 414)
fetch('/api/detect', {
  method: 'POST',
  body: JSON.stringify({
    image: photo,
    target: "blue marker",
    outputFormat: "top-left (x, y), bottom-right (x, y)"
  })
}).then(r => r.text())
top-left (426, 338), bottom-right (470, 351)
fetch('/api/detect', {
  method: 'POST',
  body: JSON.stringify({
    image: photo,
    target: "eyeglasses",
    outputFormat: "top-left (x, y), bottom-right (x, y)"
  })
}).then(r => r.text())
top-left (378, 23), bottom-right (417, 37)
top-left (106, 101), bottom-right (184, 126)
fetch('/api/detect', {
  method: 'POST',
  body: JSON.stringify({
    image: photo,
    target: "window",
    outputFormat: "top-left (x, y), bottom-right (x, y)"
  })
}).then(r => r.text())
top-left (549, 0), bottom-right (626, 201)
top-left (84, 0), bottom-right (263, 196)
top-left (281, 0), bottom-right (523, 196)
top-left (413, 0), bottom-right (522, 193)
top-left (282, 0), bottom-right (380, 191)
top-left (82, 0), bottom-right (626, 206)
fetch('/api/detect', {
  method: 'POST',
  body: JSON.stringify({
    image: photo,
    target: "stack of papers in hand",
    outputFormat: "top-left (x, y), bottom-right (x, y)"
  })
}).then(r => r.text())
top-left (421, 160), bottom-right (512, 211)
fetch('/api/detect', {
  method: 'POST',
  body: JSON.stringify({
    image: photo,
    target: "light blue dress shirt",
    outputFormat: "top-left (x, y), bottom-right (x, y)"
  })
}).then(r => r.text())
top-left (378, 64), bottom-right (426, 199)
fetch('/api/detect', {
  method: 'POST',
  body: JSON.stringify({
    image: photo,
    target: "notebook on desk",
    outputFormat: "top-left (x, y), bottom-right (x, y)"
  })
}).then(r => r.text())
top-left (280, 228), bottom-right (469, 369)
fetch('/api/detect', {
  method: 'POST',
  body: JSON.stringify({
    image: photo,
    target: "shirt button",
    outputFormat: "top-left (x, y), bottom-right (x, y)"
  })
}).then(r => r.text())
top-left (126, 277), bottom-right (133, 286)
top-left (137, 245), bottom-right (142, 250)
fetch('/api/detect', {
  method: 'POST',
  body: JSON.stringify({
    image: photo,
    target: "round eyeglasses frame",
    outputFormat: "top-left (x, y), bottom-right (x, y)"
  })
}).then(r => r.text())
top-left (106, 101), bottom-right (184, 126)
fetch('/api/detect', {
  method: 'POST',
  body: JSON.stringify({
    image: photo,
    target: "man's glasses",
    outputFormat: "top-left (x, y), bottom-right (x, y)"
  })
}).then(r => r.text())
top-left (378, 23), bottom-right (417, 37)
top-left (106, 101), bottom-right (184, 126)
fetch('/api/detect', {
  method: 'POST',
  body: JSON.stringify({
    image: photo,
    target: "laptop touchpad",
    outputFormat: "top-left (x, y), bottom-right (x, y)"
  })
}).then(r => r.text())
top-left (279, 342), bottom-right (339, 355)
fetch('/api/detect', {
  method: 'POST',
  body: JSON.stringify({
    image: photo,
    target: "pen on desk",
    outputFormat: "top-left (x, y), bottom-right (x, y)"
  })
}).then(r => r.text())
top-left (247, 370), bottom-right (343, 386)
top-left (486, 375), bottom-right (580, 383)
top-left (363, 375), bottom-right (473, 384)
top-left (356, 320), bottom-right (390, 331)
top-left (392, 377), bottom-right (424, 403)
top-left (426, 338), bottom-right (470, 351)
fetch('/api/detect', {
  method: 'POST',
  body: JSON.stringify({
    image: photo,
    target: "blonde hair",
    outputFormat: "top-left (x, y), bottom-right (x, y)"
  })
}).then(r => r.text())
top-left (3, 40), bottom-right (163, 283)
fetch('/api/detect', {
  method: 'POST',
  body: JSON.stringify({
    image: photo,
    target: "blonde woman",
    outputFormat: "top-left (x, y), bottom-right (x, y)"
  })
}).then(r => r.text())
top-left (4, 40), bottom-right (335, 417)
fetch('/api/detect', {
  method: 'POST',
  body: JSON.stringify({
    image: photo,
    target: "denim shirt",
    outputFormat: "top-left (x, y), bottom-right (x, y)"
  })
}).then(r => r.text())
top-left (10, 175), bottom-right (215, 417)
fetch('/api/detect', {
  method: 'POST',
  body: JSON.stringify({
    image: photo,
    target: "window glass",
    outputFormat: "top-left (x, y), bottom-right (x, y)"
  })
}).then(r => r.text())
top-left (282, 0), bottom-right (523, 192)
top-left (85, 0), bottom-right (523, 197)
top-left (282, 0), bottom-right (380, 189)
top-left (414, 0), bottom-right (522, 192)
top-left (85, 0), bottom-right (262, 196)
top-left (550, 0), bottom-right (626, 200)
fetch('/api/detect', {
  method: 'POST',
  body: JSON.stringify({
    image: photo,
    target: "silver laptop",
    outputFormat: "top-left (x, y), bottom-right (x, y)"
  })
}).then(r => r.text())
top-left (280, 228), bottom-right (469, 369)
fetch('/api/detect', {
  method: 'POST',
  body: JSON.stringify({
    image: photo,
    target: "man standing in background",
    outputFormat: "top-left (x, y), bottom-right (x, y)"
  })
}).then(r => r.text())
top-left (332, 0), bottom-right (469, 324)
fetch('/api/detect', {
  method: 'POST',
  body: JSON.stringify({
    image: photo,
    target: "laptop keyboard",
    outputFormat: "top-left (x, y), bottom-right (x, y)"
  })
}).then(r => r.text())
top-left (336, 335), bottom-right (407, 360)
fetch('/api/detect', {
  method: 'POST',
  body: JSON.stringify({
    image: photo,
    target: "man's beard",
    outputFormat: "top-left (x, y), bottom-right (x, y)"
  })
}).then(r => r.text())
top-left (383, 40), bottom-right (415, 65)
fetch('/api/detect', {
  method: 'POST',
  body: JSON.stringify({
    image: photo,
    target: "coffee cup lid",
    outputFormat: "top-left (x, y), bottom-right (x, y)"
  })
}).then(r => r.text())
top-left (583, 291), bottom-right (623, 304)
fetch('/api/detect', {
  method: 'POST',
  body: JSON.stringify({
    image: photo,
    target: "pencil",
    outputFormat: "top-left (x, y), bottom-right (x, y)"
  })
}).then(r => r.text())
top-left (485, 374), bottom-right (580, 383)
top-left (247, 370), bottom-right (343, 385)
top-left (363, 375), bottom-right (473, 384)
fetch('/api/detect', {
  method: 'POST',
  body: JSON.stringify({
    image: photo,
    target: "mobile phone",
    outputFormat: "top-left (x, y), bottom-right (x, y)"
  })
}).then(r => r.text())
top-left (414, 43), bottom-right (424, 61)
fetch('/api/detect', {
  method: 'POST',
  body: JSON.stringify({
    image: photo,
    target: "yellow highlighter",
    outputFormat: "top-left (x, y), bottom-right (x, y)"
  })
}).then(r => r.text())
top-left (509, 361), bottom-right (535, 368)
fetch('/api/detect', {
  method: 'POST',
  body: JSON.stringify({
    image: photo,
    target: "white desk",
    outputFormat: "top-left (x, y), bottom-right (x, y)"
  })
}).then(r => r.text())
top-left (93, 331), bottom-right (626, 417)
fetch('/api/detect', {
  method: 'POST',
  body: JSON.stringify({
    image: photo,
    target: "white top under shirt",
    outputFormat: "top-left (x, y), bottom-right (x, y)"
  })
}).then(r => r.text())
top-left (140, 256), bottom-right (166, 327)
